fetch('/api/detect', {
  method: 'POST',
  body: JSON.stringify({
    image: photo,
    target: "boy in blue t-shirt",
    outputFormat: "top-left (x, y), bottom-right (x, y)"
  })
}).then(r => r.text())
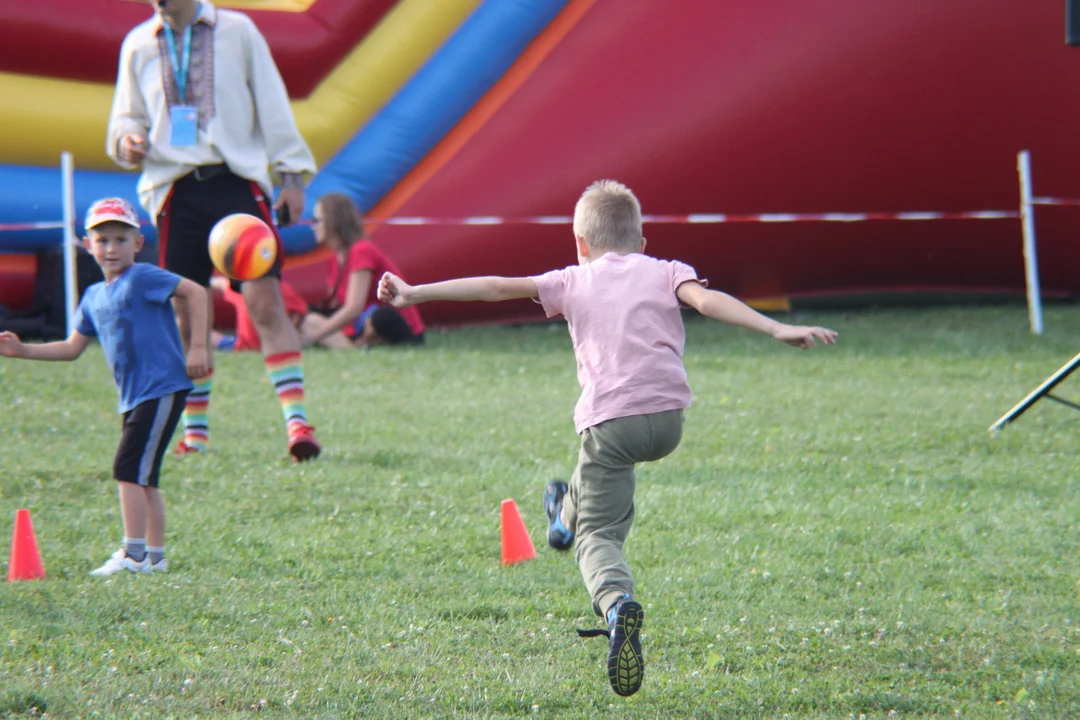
top-left (0, 198), bottom-right (209, 576)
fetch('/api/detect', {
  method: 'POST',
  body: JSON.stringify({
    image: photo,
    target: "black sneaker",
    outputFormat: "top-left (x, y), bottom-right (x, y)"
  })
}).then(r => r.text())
top-left (543, 481), bottom-right (574, 551)
top-left (607, 596), bottom-right (645, 696)
top-left (577, 595), bottom-right (645, 696)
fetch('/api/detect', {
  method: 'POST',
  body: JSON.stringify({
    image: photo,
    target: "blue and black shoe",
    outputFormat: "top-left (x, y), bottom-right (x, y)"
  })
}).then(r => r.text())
top-left (543, 481), bottom-right (575, 551)
top-left (577, 594), bottom-right (645, 696)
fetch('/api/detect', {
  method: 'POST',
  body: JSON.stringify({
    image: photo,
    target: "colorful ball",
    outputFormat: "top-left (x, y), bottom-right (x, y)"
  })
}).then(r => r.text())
top-left (208, 213), bottom-right (278, 281)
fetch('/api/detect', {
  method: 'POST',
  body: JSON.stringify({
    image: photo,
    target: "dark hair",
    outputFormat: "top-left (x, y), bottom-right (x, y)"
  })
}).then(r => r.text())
top-left (370, 306), bottom-right (421, 344)
top-left (318, 193), bottom-right (365, 247)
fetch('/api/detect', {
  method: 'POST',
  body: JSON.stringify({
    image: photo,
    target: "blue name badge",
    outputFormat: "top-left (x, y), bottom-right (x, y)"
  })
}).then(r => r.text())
top-left (169, 105), bottom-right (199, 147)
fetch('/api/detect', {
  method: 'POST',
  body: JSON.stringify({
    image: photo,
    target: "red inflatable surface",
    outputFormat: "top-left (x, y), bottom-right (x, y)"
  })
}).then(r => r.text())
top-left (0, 255), bottom-right (37, 313)
top-left (0, 0), bottom-right (397, 98)
top-left (369, 0), bottom-right (1080, 325)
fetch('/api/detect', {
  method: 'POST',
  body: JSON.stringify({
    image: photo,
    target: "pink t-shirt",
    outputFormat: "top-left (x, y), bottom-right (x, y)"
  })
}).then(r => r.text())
top-left (532, 252), bottom-right (703, 434)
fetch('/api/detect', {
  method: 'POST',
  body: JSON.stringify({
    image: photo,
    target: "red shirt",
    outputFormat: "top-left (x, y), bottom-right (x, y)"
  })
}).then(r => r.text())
top-left (326, 240), bottom-right (425, 336)
top-left (227, 281), bottom-right (310, 351)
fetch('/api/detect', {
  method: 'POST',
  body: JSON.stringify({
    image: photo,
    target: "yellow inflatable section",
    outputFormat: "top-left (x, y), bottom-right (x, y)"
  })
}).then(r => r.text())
top-left (214, 0), bottom-right (315, 10)
top-left (0, 0), bottom-right (481, 169)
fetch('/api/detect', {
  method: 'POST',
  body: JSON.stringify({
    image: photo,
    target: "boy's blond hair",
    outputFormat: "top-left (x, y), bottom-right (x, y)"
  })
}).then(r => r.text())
top-left (573, 180), bottom-right (643, 252)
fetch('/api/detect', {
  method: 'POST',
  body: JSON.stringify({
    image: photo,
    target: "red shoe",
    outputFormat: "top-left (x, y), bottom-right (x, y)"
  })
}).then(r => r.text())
top-left (288, 425), bottom-right (321, 462)
top-left (175, 440), bottom-right (205, 455)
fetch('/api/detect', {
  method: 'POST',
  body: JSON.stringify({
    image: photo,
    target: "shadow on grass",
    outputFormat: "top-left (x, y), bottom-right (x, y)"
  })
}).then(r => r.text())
top-left (268, 448), bottom-right (422, 470)
top-left (438, 605), bottom-right (510, 622)
top-left (0, 689), bottom-right (48, 718)
top-left (0, 471), bottom-right (111, 501)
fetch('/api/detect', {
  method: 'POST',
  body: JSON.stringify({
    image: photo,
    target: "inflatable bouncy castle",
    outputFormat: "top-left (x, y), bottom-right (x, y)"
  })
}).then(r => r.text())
top-left (2, 0), bottom-right (1080, 326)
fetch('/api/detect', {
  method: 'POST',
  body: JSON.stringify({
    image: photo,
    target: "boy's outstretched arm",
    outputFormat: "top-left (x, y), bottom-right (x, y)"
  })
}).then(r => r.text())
top-left (0, 330), bottom-right (91, 361)
top-left (173, 278), bottom-right (210, 377)
top-left (676, 281), bottom-right (838, 349)
top-left (379, 273), bottom-right (538, 308)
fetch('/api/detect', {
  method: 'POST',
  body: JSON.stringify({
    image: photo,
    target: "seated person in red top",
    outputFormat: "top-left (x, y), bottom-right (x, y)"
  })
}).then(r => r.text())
top-left (211, 277), bottom-right (309, 352)
top-left (301, 193), bottom-right (425, 349)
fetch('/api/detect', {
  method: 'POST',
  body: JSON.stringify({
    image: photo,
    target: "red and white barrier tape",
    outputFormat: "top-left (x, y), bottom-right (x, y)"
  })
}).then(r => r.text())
top-left (0, 221), bottom-right (68, 232)
top-left (370, 209), bottom-right (1022, 226)
top-left (1032, 196), bottom-right (1080, 207)
top-left (11, 203), bottom-right (1080, 234)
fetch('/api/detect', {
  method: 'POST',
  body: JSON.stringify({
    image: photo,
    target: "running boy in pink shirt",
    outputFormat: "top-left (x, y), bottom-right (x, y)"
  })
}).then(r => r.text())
top-left (378, 180), bottom-right (838, 697)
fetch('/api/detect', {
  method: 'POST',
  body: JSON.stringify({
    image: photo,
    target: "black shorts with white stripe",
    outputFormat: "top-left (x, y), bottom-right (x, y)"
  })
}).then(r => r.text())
top-left (157, 169), bottom-right (284, 288)
top-left (113, 390), bottom-right (189, 487)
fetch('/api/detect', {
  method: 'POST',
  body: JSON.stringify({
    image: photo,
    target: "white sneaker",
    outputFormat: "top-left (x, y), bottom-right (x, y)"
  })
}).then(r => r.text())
top-left (149, 557), bottom-right (168, 573)
top-left (90, 549), bottom-right (150, 576)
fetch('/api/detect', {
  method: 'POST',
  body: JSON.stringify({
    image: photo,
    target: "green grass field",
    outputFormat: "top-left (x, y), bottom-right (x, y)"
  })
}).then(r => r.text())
top-left (2, 305), bottom-right (1079, 719)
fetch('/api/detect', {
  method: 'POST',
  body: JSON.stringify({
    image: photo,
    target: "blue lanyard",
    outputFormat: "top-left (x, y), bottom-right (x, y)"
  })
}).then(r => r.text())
top-left (164, 4), bottom-right (201, 102)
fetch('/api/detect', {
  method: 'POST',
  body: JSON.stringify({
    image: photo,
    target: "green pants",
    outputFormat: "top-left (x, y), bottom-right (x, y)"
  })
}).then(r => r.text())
top-left (563, 409), bottom-right (684, 618)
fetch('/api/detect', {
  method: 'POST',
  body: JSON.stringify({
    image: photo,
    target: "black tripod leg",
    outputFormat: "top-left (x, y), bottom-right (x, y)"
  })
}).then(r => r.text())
top-left (988, 352), bottom-right (1080, 432)
top-left (1045, 394), bottom-right (1080, 412)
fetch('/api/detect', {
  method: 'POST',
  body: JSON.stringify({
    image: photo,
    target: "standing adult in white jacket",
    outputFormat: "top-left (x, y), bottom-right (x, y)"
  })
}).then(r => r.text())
top-left (108, 0), bottom-right (321, 462)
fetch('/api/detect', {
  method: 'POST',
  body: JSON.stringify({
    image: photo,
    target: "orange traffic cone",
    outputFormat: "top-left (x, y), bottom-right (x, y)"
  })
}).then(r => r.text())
top-left (501, 498), bottom-right (537, 565)
top-left (8, 508), bottom-right (45, 582)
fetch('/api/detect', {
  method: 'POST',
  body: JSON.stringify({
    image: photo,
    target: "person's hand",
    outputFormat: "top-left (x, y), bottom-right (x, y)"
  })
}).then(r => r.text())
top-left (185, 346), bottom-right (210, 378)
top-left (773, 324), bottom-right (838, 349)
top-left (274, 188), bottom-right (304, 228)
top-left (0, 331), bottom-right (24, 358)
top-left (119, 134), bottom-right (149, 165)
top-left (377, 272), bottom-right (415, 308)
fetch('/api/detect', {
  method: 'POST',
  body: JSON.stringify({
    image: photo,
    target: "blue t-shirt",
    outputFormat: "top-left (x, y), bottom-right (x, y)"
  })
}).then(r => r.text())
top-left (74, 263), bottom-right (193, 413)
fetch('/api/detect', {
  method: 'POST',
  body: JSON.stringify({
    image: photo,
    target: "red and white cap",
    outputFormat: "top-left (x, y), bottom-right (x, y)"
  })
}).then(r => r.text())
top-left (85, 197), bottom-right (141, 230)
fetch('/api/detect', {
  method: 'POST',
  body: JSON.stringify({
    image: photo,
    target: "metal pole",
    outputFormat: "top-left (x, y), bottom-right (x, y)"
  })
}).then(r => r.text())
top-left (60, 151), bottom-right (77, 337)
top-left (1016, 150), bottom-right (1044, 335)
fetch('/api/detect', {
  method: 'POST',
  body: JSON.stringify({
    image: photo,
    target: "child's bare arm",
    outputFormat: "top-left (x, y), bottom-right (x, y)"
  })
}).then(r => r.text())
top-left (677, 281), bottom-right (783, 334)
top-left (173, 279), bottom-right (208, 347)
top-left (0, 330), bottom-right (91, 361)
top-left (172, 278), bottom-right (210, 376)
top-left (676, 281), bottom-right (838, 349)
top-left (379, 273), bottom-right (538, 308)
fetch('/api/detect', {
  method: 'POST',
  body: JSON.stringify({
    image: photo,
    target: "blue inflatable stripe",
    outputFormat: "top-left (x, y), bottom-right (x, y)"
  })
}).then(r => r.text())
top-left (0, 166), bottom-right (143, 253)
top-left (306, 0), bottom-right (569, 241)
top-left (0, 164), bottom-right (312, 254)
